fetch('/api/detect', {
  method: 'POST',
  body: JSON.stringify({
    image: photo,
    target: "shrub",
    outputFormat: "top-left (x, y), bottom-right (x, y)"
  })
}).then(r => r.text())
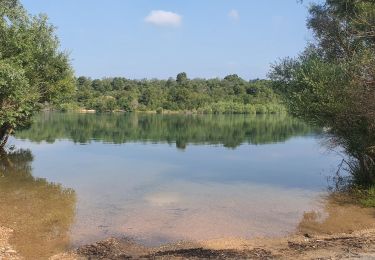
top-left (255, 104), bottom-right (268, 114)
top-left (156, 107), bottom-right (163, 114)
top-left (244, 105), bottom-right (256, 114)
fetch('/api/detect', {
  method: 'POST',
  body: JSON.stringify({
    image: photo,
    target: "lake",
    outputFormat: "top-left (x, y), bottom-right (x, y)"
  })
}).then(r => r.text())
top-left (1, 112), bottom-right (345, 258)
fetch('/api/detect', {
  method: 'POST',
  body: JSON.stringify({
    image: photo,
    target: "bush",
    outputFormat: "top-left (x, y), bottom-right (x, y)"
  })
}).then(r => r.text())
top-left (255, 104), bottom-right (268, 114)
top-left (211, 102), bottom-right (225, 114)
top-left (360, 187), bottom-right (375, 207)
top-left (58, 103), bottom-right (80, 112)
top-left (244, 104), bottom-right (256, 114)
top-left (197, 106), bottom-right (212, 114)
top-left (156, 107), bottom-right (163, 114)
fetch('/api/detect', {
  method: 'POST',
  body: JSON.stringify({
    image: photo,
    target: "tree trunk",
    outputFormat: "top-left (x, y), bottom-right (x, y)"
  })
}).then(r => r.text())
top-left (356, 154), bottom-right (375, 186)
top-left (0, 123), bottom-right (12, 149)
top-left (0, 146), bottom-right (14, 172)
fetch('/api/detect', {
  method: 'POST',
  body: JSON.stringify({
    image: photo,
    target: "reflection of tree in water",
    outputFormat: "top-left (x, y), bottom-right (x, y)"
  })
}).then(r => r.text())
top-left (297, 194), bottom-right (375, 236)
top-left (0, 149), bottom-right (76, 259)
top-left (16, 112), bottom-right (317, 148)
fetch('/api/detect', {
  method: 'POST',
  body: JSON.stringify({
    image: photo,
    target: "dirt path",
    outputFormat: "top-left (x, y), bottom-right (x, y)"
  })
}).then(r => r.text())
top-left (47, 229), bottom-right (375, 260)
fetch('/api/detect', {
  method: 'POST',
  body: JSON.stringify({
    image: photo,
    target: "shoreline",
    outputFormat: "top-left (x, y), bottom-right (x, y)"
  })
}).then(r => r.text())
top-left (71, 229), bottom-right (375, 259)
top-left (63, 108), bottom-right (287, 115)
top-left (2, 226), bottom-right (375, 259)
top-left (1, 181), bottom-right (374, 259)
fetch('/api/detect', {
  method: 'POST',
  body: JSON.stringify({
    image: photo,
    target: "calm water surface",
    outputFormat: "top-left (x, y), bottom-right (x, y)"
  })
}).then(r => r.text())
top-left (2, 112), bottom-right (343, 258)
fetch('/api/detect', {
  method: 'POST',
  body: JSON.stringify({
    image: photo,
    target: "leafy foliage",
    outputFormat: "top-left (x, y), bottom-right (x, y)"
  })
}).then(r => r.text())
top-left (74, 74), bottom-right (284, 114)
top-left (0, 0), bottom-right (75, 147)
top-left (270, 0), bottom-right (375, 185)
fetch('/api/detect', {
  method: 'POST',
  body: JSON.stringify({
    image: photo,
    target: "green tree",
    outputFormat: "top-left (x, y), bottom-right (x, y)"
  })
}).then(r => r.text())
top-left (176, 72), bottom-right (188, 85)
top-left (270, 0), bottom-right (375, 185)
top-left (0, 0), bottom-right (74, 148)
top-left (73, 75), bottom-right (283, 115)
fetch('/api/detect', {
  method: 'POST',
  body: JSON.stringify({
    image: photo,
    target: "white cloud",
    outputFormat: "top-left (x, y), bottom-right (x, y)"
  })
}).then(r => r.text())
top-left (228, 9), bottom-right (240, 21)
top-left (145, 10), bottom-right (182, 27)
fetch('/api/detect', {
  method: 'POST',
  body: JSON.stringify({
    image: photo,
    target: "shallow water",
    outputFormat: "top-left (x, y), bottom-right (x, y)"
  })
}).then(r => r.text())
top-left (1, 112), bottom-right (352, 258)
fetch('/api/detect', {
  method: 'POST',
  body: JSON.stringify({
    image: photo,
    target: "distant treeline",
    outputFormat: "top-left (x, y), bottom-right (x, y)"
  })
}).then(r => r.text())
top-left (16, 112), bottom-right (316, 149)
top-left (61, 73), bottom-right (285, 114)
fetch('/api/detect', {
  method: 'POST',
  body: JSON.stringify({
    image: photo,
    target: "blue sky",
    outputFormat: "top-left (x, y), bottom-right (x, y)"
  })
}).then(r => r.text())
top-left (21, 0), bottom-right (314, 80)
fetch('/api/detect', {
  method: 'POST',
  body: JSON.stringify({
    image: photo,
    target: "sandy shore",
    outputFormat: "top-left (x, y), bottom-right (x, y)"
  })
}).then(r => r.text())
top-left (2, 226), bottom-right (375, 259)
top-left (54, 229), bottom-right (375, 259)
top-left (0, 227), bottom-right (21, 260)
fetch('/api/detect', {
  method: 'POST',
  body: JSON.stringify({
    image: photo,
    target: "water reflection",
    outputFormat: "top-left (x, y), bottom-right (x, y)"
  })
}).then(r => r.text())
top-left (298, 193), bottom-right (375, 235)
top-left (0, 149), bottom-right (76, 259)
top-left (16, 112), bottom-right (317, 148)
top-left (3, 113), bottom-right (353, 258)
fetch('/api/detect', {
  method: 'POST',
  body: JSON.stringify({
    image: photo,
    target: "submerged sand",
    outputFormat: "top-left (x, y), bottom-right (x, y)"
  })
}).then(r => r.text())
top-left (1, 193), bottom-right (375, 259)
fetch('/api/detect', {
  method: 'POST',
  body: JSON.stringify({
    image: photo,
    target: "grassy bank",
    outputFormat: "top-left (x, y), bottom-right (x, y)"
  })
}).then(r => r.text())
top-left (355, 187), bottom-right (375, 208)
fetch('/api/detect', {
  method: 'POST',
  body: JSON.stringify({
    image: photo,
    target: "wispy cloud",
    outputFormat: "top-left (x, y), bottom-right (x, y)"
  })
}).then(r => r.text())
top-left (228, 9), bottom-right (240, 21)
top-left (145, 10), bottom-right (182, 27)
